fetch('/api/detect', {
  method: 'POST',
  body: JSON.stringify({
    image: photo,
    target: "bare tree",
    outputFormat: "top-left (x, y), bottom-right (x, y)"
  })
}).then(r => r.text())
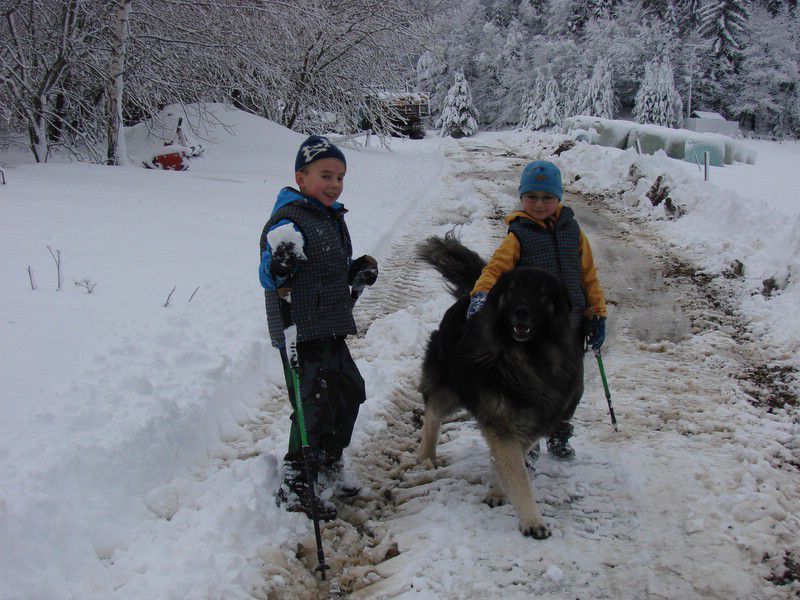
top-left (106, 0), bottom-right (132, 166)
top-left (0, 1), bottom-right (113, 162)
top-left (1, 0), bottom-right (430, 163)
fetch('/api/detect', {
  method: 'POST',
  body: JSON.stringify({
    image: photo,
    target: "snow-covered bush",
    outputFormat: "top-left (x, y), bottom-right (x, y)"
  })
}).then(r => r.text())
top-left (437, 71), bottom-right (480, 138)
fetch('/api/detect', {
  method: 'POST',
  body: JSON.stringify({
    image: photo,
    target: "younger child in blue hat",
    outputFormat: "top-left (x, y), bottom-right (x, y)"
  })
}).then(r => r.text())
top-left (468, 160), bottom-right (607, 462)
top-left (259, 135), bottom-right (378, 520)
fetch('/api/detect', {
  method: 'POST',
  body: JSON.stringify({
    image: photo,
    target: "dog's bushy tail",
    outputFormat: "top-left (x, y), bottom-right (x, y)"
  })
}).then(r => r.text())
top-left (417, 231), bottom-right (487, 298)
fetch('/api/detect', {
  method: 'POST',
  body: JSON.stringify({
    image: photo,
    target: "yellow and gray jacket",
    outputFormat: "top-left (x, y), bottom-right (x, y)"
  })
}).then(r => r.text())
top-left (471, 205), bottom-right (606, 326)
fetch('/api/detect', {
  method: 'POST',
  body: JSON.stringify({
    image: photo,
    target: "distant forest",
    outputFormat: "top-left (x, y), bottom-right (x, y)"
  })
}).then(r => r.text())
top-left (1, 0), bottom-right (797, 163)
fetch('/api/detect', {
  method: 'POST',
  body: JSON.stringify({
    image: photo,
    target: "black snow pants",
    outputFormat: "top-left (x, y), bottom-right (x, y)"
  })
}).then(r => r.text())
top-left (280, 336), bottom-right (366, 472)
top-left (552, 328), bottom-right (587, 440)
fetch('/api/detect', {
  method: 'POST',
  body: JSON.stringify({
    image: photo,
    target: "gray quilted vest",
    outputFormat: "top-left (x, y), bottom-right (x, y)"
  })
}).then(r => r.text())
top-left (508, 206), bottom-right (586, 327)
top-left (261, 196), bottom-right (356, 347)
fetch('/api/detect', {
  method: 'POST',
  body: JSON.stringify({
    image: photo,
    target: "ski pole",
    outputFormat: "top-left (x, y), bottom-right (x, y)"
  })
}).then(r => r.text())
top-left (278, 291), bottom-right (330, 580)
top-left (593, 347), bottom-right (618, 432)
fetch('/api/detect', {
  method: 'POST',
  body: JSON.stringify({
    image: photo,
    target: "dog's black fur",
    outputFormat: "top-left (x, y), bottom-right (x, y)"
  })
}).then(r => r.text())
top-left (416, 233), bottom-right (582, 538)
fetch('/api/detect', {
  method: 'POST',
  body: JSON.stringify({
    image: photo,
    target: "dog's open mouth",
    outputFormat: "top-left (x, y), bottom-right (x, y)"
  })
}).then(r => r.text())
top-left (512, 324), bottom-right (531, 342)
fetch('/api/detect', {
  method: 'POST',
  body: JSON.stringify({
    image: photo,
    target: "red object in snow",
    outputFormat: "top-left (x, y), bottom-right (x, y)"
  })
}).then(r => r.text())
top-left (150, 151), bottom-right (189, 171)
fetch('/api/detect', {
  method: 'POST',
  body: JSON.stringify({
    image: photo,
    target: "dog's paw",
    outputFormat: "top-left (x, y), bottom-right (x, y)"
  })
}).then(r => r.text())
top-left (483, 489), bottom-right (506, 508)
top-left (415, 457), bottom-right (438, 470)
top-left (520, 520), bottom-right (551, 540)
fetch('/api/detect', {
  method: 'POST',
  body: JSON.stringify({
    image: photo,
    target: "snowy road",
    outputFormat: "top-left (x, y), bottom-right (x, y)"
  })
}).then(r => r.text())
top-left (269, 136), bottom-right (800, 599)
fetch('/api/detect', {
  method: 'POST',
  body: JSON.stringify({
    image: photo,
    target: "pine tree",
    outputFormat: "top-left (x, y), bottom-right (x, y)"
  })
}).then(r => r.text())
top-left (575, 57), bottom-right (617, 118)
top-left (642, 0), bottom-right (668, 17)
top-left (730, 5), bottom-right (800, 136)
top-left (634, 61), bottom-right (659, 124)
top-left (656, 58), bottom-right (684, 127)
top-left (664, 0), bottom-right (679, 39)
top-left (436, 71), bottom-right (480, 138)
top-left (588, 0), bottom-right (614, 19)
top-left (678, 0), bottom-right (702, 30)
top-left (520, 69), bottom-right (545, 129)
top-left (698, 0), bottom-right (749, 70)
top-left (634, 57), bottom-right (683, 127)
top-left (528, 77), bottom-right (563, 130)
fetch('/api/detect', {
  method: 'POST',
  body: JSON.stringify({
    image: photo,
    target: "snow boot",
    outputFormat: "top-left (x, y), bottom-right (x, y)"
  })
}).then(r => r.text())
top-left (546, 423), bottom-right (576, 461)
top-left (276, 464), bottom-right (337, 521)
top-left (319, 456), bottom-right (362, 498)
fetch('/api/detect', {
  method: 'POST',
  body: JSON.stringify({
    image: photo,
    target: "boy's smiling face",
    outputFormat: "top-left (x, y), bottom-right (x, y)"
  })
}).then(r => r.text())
top-left (296, 158), bottom-right (346, 207)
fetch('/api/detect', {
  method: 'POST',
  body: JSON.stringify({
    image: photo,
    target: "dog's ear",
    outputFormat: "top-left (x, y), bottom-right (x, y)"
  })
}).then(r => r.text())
top-left (559, 283), bottom-right (572, 313)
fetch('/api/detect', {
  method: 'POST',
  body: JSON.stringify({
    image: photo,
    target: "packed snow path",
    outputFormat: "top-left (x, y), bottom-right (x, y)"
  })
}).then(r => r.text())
top-left (264, 137), bottom-right (799, 599)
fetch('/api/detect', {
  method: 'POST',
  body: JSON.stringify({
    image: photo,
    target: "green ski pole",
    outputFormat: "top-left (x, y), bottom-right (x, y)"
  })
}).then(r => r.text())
top-left (279, 292), bottom-right (330, 580)
top-left (593, 347), bottom-right (618, 432)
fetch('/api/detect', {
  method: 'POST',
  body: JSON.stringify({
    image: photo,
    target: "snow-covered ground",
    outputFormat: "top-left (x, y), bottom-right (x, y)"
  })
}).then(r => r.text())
top-left (1, 108), bottom-right (798, 599)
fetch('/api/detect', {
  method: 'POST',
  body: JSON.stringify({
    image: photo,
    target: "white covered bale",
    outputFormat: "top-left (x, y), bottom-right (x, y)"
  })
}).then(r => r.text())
top-left (571, 127), bottom-right (600, 144)
top-left (626, 127), bottom-right (669, 156)
top-left (591, 119), bottom-right (633, 149)
top-left (718, 135), bottom-right (738, 165)
top-left (564, 116), bottom-right (632, 149)
top-left (563, 115), bottom-right (595, 135)
top-left (662, 129), bottom-right (689, 160)
top-left (684, 137), bottom-right (725, 167)
top-left (733, 143), bottom-right (748, 164)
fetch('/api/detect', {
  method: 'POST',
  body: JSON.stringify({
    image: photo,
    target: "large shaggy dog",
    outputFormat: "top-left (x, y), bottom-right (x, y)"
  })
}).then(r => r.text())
top-left (416, 233), bottom-right (583, 538)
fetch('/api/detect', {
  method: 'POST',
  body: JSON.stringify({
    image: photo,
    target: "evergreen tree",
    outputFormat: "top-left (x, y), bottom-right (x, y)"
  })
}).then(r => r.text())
top-left (520, 69), bottom-right (545, 128)
top-left (656, 58), bottom-right (684, 127)
top-left (436, 70), bottom-right (480, 138)
top-left (677, 0), bottom-right (702, 32)
top-left (588, 0), bottom-right (615, 19)
top-left (634, 60), bottom-right (659, 123)
top-left (575, 56), bottom-right (617, 118)
top-left (634, 57), bottom-right (683, 126)
top-left (664, 0), bottom-right (680, 38)
top-left (527, 77), bottom-right (563, 130)
top-left (642, 0), bottom-right (668, 16)
top-left (698, 0), bottom-right (749, 71)
top-left (730, 5), bottom-right (800, 136)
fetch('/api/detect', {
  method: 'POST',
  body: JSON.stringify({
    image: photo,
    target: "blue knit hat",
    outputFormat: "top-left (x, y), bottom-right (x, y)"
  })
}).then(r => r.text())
top-left (294, 135), bottom-right (346, 173)
top-left (518, 160), bottom-right (563, 200)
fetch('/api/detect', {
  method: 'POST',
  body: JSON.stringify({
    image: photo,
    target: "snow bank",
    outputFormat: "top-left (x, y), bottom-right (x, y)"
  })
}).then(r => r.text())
top-left (525, 130), bottom-right (799, 362)
top-left (0, 104), bottom-right (446, 598)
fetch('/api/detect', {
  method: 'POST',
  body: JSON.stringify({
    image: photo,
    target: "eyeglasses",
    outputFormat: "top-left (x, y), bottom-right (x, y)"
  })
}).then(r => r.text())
top-left (521, 194), bottom-right (558, 204)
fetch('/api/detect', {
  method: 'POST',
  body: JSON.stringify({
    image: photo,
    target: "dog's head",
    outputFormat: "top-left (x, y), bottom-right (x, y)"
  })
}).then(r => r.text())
top-left (488, 268), bottom-right (572, 343)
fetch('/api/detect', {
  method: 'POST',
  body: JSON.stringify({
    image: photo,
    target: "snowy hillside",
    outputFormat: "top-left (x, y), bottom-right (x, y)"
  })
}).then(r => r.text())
top-left (1, 107), bottom-right (798, 598)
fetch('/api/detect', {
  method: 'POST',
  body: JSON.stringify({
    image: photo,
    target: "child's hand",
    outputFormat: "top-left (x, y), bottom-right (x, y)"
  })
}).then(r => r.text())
top-left (271, 241), bottom-right (306, 279)
top-left (466, 291), bottom-right (487, 318)
top-left (584, 316), bottom-right (606, 350)
top-left (349, 255), bottom-right (379, 287)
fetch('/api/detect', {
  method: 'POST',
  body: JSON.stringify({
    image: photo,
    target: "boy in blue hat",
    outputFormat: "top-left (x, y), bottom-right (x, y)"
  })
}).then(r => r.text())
top-left (467, 159), bottom-right (607, 462)
top-left (259, 135), bottom-right (378, 520)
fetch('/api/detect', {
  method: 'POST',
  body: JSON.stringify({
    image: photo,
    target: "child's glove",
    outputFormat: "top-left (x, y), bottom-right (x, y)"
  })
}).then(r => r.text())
top-left (349, 255), bottom-right (378, 298)
top-left (466, 291), bottom-right (487, 318)
top-left (349, 255), bottom-right (379, 285)
top-left (271, 241), bottom-right (306, 279)
top-left (584, 316), bottom-right (606, 350)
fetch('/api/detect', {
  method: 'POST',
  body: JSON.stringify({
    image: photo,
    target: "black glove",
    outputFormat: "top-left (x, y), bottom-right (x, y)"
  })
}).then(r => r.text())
top-left (349, 255), bottom-right (378, 287)
top-left (270, 241), bottom-right (305, 279)
top-left (584, 316), bottom-right (606, 351)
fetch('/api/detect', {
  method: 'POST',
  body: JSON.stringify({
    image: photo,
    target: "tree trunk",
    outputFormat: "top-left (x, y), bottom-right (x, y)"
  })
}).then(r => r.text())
top-left (106, 0), bottom-right (132, 166)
